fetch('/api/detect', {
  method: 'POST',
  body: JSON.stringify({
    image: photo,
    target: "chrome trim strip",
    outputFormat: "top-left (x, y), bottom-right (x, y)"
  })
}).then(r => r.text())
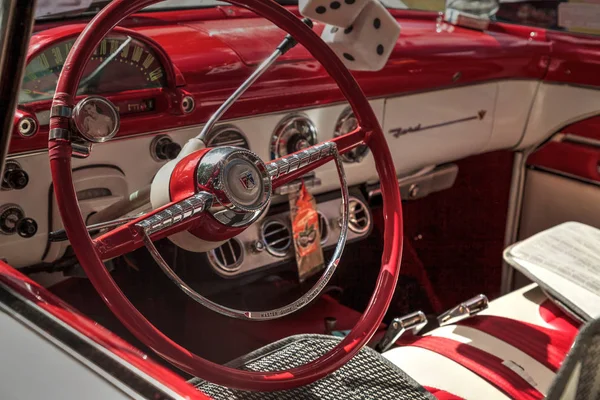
top-left (49, 128), bottom-right (71, 141)
top-left (561, 133), bottom-right (600, 149)
top-left (267, 141), bottom-right (334, 180)
top-left (50, 105), bottom-right (72, 118)
top-left (500, 151), bottom-right (530, 295)
top-left (135, 192), bottom-right (213, 236)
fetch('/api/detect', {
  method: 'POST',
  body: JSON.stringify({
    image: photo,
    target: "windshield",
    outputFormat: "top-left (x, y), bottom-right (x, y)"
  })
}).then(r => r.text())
top-left (35, 0), bottom-right (411, 19)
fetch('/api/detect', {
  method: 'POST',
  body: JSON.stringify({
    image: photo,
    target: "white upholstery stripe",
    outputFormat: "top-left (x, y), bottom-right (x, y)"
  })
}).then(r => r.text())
top-left (384, 346), bottom-right (510, 400)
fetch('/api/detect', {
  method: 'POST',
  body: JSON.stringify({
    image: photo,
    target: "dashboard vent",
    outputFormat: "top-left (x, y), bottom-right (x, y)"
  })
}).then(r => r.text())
top-left (206, 125), bottom-right (249, 149)
top-left (208, 238), bottom-right (244, 274)
top-left (318, 212), bottom-right (329, 245)
top-left (261, 219), bottom-right (291, 257)
top-left (348, 197), bottom-right (371, 234)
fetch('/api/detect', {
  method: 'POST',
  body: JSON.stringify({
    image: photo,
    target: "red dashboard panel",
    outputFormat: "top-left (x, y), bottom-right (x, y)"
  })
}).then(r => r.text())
top-left (545, 31), bottom-right (600, 88)
top-left (9, 8), bottom-right (554, 154)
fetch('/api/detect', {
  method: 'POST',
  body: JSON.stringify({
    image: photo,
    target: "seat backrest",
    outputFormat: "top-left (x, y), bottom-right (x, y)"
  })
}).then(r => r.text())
top-left (548, 318), bottom-right (600, 400)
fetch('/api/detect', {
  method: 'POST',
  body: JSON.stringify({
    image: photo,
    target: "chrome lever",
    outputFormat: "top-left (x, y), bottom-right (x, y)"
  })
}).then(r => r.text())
top-left (437, 294), bottom-right (489, 327)
top-left (376, 311), bottom-right (428, 353)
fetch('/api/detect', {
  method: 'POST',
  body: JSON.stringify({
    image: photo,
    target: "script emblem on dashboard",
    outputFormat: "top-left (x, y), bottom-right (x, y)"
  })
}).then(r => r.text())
top-left (388, 110), bottom-right (487, 138)
top-left (239, 170), bottom-right (256, 190)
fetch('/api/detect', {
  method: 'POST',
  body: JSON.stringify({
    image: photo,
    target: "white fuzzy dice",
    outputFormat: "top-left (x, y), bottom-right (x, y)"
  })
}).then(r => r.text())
top-left (299, 0), bottom-right (370, 28)
top-left (321, 0), bottom-right (401, 71)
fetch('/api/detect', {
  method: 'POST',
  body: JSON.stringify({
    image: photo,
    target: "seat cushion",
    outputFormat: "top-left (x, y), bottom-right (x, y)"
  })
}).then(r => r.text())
top-left (192, 334), bottom-right (435, 399)
top-left (384, 284), bottom-right (579, 400)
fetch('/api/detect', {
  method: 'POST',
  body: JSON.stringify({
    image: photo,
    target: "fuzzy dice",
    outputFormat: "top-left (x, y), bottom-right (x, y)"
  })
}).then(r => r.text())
top-left (321, 0), bottom-right (401, 71)
top-left (299, 0), bottom-right (370, 28)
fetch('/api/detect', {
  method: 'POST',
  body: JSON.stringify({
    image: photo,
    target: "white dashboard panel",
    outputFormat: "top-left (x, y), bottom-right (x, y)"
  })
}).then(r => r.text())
top-left (383, 83), bottom-right (498, 174)
top-left (0, 81), bottom-right (534, 268)
top-left (518, 83), bottom-right (600, 149)
top-left (484, 80), bottom-right (539, 152)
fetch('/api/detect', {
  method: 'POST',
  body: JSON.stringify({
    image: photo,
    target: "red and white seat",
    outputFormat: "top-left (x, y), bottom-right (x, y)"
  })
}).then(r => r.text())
top-left (384, 284), bottom-right (580, 399)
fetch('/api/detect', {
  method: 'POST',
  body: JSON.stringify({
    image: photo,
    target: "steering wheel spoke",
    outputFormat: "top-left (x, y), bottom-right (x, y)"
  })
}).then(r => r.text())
top-left (94, 192), bottom-right (213, 260)
top-left (269, 125), bottom-right (367, 189)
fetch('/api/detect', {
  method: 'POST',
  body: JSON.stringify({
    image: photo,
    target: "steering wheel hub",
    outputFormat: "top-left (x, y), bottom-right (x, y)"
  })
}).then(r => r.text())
top-left (196, 146), bottom-right (271, 228)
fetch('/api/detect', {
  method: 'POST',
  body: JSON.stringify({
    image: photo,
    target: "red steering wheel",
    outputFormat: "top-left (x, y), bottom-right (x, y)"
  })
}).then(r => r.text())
top-left (49, 0), bottom-right (403, 392)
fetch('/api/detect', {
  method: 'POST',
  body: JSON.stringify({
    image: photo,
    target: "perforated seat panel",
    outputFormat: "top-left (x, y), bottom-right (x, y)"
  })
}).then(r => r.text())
top-left (192, 334), bottom-right (434, 400)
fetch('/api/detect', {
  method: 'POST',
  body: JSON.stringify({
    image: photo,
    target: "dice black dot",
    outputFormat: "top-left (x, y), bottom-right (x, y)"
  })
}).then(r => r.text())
top-left (331, 27), bottom-right (339, 33)
top-left (344, 25), bottom-right (353, 34)
top-left (345, 0), bottom-right (355, 4)
top-left (373, 18), bottom-right (381, 29)
top-left (376, 44), bottom-right (384, 55)
top-left (330, 1), bottom-right (341, 9)
top-left (343, 53), bottom-right (355, 61)
top-left (316, 5), bottom-right (326, 14)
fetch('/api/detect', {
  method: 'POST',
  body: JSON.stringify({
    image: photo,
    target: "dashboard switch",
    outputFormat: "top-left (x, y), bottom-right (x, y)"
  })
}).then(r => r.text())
top-left (151, 135), bottom-right (181, 161)
top-left (0, 204), bottom-right (24, 235)
top-left (16, 218), bottom-right (37, 238)
top-left (2, 161), bottom-right (28, 190)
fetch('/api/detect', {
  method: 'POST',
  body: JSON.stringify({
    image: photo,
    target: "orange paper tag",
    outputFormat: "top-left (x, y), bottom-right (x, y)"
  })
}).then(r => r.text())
top-left (290, 183), bottom-right (324, 282)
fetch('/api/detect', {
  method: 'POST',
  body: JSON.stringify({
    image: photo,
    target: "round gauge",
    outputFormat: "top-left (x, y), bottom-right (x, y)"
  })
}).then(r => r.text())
top-left (334, 107), bottom-right (369, 163)
top-left (0, 204), bottom-right (24, 235)
top-left (206, 125), bottom-right (249, 150)
top-left (270, 115), bottom-right (317, 159)
top-left (20, 35), bottom-right (167, 104)
top-left (72, 96), bottom-right (120, 143)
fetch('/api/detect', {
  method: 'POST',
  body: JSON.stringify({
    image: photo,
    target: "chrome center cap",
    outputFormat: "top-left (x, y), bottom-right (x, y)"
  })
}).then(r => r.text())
top-left (196, 147), bottom-right (272, 225)
top-left (223, 158), bottom-right (262, 208)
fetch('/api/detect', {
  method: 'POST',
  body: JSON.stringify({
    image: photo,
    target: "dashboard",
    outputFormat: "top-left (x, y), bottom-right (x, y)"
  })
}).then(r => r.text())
top-left (3, 7), bottom-right (600, 282)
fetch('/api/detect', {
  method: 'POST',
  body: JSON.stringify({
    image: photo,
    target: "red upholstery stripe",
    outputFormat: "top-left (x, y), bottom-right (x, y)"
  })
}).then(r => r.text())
top-left (424, 386), bottom-right (464, 400)
top-left (459, 315), bottom-right (577, 372)
top-left (539, 300), bottom-right (581, 334)
top-left (400, 336), bottom-right (544, 400)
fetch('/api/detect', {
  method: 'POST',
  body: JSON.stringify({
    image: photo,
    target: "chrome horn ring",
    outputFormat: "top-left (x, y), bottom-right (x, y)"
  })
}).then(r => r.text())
top-left (138, 142), bottom-right (349, 321)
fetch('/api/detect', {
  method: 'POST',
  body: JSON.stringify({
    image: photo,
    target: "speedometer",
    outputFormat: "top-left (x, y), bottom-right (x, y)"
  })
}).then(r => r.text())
top-left (20, 35), bottom-right (167, 104)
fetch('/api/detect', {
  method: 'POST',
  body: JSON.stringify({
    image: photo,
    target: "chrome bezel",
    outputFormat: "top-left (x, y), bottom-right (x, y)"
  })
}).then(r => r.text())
top-left (205, 124), bottom-right (250, 149)
top-left (334, 107), bottom-right (369, 163)
top-left (71, 96), bottom-right (120, 143)
top-left (207, 238), bottom-right (245, 275)
top-left (270, 114), bottom-right (317, 159)
top-left (0, 204), bottom-right (24, 235)
top-left (345, 196), bottom-right (371, 234)
top-left (260, 218), bottom-right (292, 258)
top-left (18, 116), bottom-right (37, 137)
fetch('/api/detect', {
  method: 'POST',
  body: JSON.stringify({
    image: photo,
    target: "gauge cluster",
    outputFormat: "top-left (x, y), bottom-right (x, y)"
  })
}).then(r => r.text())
top-left (20, 35), bottom-right (166, 104)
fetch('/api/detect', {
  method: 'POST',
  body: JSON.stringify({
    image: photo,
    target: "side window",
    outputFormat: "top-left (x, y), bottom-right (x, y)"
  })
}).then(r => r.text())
top-left (495, 0), bottom-right (560, 29)
top-left (495, 0), bottom-right (600, 35)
